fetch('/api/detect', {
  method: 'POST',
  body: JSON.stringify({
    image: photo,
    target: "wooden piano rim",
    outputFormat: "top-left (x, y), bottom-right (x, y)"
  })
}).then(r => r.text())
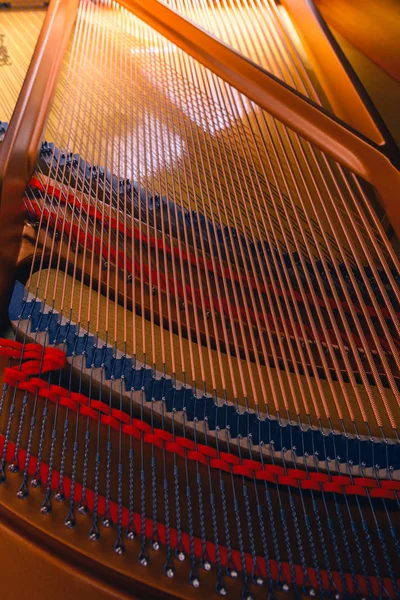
top-left (0, 399), bottom-right (396, 599)
top-left (0, 472), bottom-right (202, 600)
top-left (0, 0), bottom-right (80, 330)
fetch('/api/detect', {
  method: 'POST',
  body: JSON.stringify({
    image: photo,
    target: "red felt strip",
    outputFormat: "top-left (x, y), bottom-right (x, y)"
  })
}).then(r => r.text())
top-left (0, 432), bottom-right (397, 598)
top-left (0, 337), bottom-right (396, 503)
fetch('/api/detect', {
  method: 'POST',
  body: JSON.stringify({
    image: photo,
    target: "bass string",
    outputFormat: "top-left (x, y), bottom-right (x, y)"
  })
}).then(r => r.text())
top-left (175, 0), bottom-right (362, 424)
top-left (149, 10), bottom-right (366, 426)
top-left (212, 0), bottom-right (384, 424)
top-left (180, 0), bottom-right (400, 434)
top-left (22, 1), bottom-right (400, 436)
top-left (258, 0), bottom-right (400, 423)
top-left (174, 0), bottom-right (321, 418)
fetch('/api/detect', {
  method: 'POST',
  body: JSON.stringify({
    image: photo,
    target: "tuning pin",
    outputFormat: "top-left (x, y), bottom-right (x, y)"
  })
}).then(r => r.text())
top-left (217, 584), bottom-right (228, 596)
top-left (164, 557), bottom-right (175, 579)
top-left (252, 563), bottom-right (264, 586)
top-left (151, 532), bottom-right (161, 551)
top-left (308, 589), bottom-right (316, 597)
top-left (89, 522), bottom-right (100, 541)
top-left (40, 495), bottom-right (52, 515)
top-left (16, 480), bottom-right (29, 500)
top-left (175, 542), bottom-right (186, 562)
top-left (281, 583), bottom-right (290, 592)
top-left (138, 549), bottom-right (150, 567)
top-left (55, 484), bottom-right (65, 502)
top-left (114, 536), bottom-right (125, 555)
top-left (216, 574), bottom-right (228, 596)
top-left (189, 570), bottom-right (200, 588)
top-left (8, 458), bottom-right (19, 473)
top-left (165, 567), bottom-right (175, 579)
top-left (31, 473), bottom-right (42, 488)
top-left (102, 512), bottom-right (113, 528)
top-left (125, 522), bottom-right (137, 540)
top-left (78, 499), bottom-right (89, 515)
top-left (201, 550), bottom-right (212, 571)
top-left (226, 558), bottom-right (238, 579)
top-left (65, 511), bottom-right (76, 529)
top-left (241, 588), bottom-right (254, 600)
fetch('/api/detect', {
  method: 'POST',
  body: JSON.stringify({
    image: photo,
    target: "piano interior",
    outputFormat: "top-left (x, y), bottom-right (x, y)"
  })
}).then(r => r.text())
top-left (0, 1), bottom-right (399, 598)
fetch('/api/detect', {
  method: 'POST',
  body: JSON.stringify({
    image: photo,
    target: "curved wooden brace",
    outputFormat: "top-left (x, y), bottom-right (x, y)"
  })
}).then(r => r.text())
top-left (0, 0), bottom-right (80, 331)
